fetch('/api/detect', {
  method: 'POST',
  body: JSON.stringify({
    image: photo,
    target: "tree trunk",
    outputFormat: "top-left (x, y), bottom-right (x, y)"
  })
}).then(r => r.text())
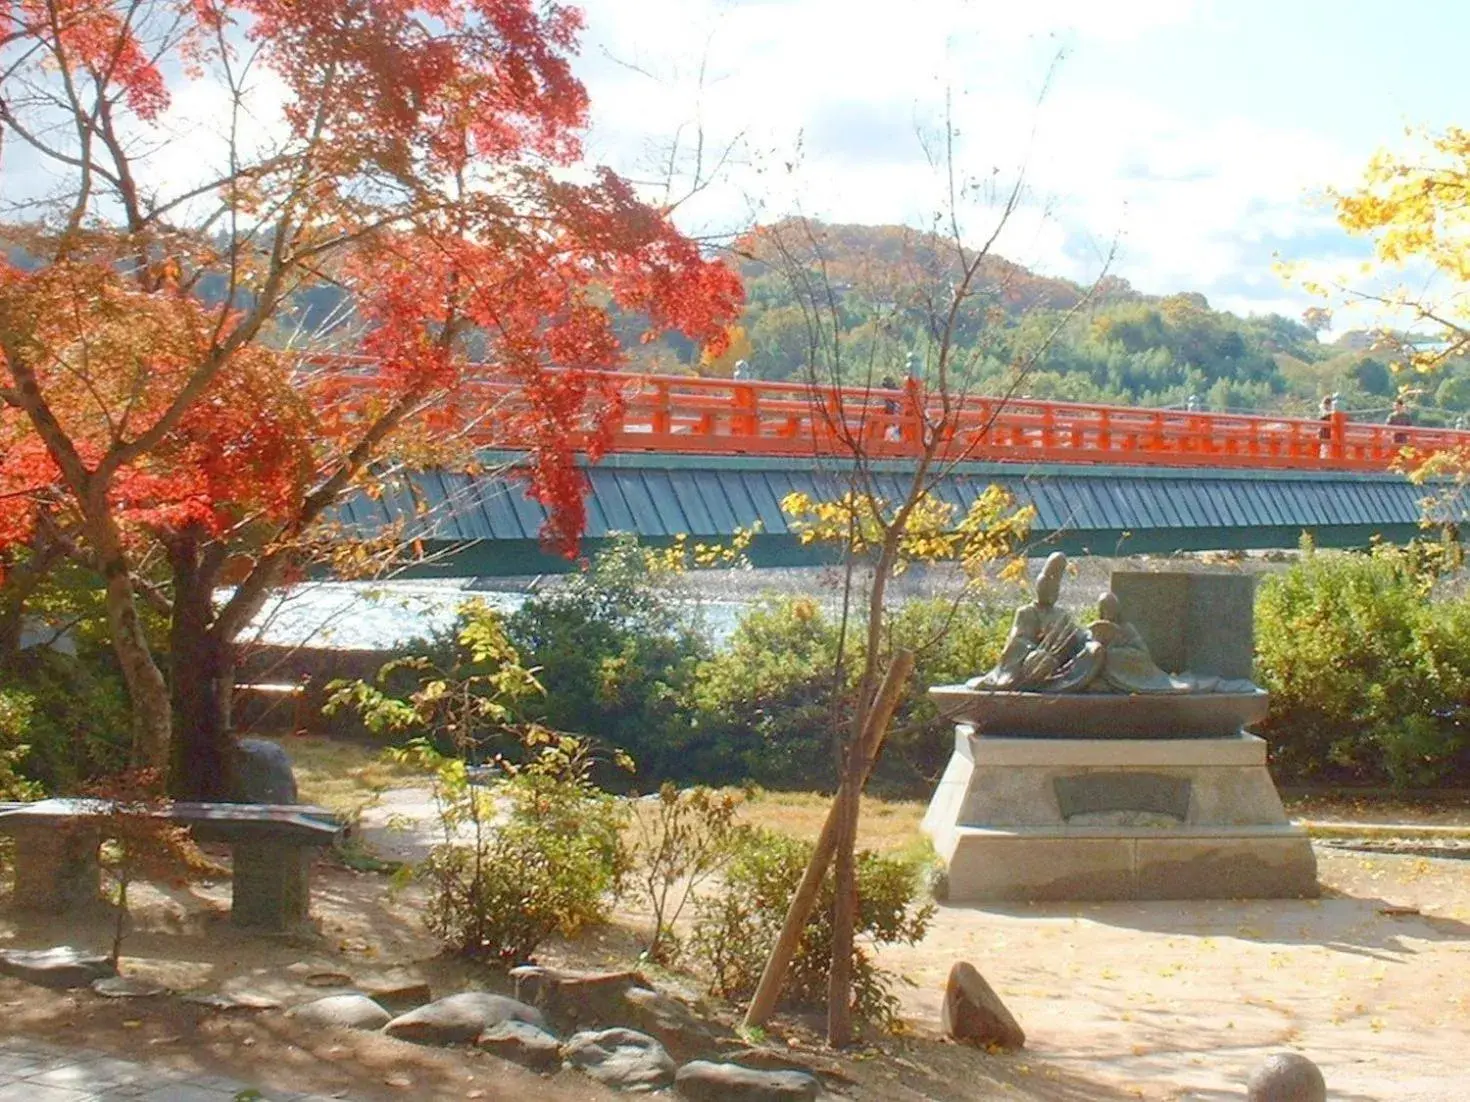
top-left (0, 583), bottom-right (25, 660)
top-left (166, 535), bottom-right (234, 800)
top-left (742, 649), bottom-right (914, 1032)
top-left (94, 533), bottom-right (172, 770)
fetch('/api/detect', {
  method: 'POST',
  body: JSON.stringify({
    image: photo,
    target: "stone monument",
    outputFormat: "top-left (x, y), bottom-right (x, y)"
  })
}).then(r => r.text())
top-left (922, 553), bottom-right (1318, 901)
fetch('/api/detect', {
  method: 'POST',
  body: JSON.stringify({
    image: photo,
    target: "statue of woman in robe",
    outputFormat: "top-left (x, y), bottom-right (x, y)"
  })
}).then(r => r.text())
top-left (967, 552), bottom-right (1103, 692)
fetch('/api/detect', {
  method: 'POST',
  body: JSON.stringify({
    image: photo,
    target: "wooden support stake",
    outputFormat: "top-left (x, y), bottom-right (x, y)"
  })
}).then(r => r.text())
top-left (741, 649), bottom-right (916, 1032)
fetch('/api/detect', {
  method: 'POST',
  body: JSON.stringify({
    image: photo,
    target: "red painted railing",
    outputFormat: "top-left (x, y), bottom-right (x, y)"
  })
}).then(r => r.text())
top-left (313, 362), bottom-right (1470, 473)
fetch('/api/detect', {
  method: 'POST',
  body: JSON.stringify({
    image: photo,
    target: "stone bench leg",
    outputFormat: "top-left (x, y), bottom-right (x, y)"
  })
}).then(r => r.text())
top-left (10, 824), bottom-right (100, 912)
top-left (231, 842), bottom-right (313, 931)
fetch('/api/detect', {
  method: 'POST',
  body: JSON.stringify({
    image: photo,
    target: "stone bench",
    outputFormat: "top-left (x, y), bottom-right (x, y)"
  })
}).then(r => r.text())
top-left (0, 798), bottom-right (342, 931)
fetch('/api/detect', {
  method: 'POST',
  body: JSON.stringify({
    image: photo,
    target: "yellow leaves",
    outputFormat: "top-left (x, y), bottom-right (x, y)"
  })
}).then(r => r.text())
top-left (639, 524), bottom-right (761, 573)
top-left (780, 485), bottom-right (1033, 576)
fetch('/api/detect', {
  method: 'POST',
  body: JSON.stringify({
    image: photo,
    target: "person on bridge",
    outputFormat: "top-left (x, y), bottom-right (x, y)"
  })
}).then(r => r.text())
top-left (1318, 394), bottom-right (1337, 457)
top-left (1386, 396), bottom-right (1413, 444)
top-left (880, 374), bottom-right (901, 441)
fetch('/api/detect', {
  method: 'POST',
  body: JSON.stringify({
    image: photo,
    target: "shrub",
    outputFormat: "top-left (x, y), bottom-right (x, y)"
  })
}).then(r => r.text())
top-left (687, 596), bottom-right (846, 789)
top-left (687, 593), bottom-right (1011, 793)
top-left (627, 783), bottom-right (746, 963)
top-left (0, 649), bottom-right (130, 791)
top-left (396, 735), bottom-right (629, 964)
top-left (0, 690), bottom-right (43, 801)
top-left (329, 604), bottom-right (630, 963)
top-left (505, 535), bottom-right (710, 784)
top-left (1256, 542), bottom-right (1470, 787)
top-left (689, 828), bottom-right (935, 1028)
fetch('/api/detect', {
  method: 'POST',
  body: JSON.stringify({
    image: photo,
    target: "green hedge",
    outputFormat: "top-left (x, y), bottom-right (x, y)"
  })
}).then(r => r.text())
top-left (1255, 543), bottom-right (1470, 788)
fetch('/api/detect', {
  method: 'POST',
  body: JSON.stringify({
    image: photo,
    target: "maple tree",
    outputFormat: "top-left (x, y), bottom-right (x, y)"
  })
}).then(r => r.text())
top-left (0, 0), bottom-right (741, 797)
top-left (1316, 126), bottom-right (1470, 374)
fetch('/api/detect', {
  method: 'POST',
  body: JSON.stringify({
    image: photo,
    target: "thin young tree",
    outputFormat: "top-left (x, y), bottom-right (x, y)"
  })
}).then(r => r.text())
top-left (738, 99), bottom-right (1114, 1044)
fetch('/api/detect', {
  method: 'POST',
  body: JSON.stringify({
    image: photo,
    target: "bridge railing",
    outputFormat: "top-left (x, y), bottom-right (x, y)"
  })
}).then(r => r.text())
top-left (308, 359), bottom-right (1470, 472)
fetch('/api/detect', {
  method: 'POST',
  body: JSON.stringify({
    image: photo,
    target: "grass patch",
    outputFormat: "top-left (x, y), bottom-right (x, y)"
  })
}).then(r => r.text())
top-left (736, 789), bottom-right (927, 857)
top-left (262, 734), bottom-right (422, 819)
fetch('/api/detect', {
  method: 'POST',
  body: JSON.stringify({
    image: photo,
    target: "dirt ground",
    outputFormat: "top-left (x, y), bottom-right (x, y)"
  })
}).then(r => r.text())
top-left (3, 834), bottom-right (1468, 1101)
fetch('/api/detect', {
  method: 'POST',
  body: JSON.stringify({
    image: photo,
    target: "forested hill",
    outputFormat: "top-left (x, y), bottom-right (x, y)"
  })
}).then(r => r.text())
top-left (639, 220), bottom-right (1470, 425)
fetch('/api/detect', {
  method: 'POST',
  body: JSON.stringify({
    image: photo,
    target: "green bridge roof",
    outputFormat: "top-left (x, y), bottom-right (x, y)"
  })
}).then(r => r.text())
top-left (336, 452), bottom-right (1467, 576)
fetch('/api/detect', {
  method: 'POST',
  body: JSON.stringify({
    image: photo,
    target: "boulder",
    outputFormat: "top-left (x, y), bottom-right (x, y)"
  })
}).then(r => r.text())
top-left (675, 1060), bottom-right (821, 1101)
top-left (512, 966), bottom-right (649, 1030)
top-left (230, 737), bottom-right (298, 804)
top-left (562, 1027), bottom-right (676, 1093)
top-left (384, 991), bottom-right (546, 1046)
top-left (620, 986), bottom-right (720, 1061)
top-left (941, 962), bottom-right (1024, 1051)
top-left (478, 1020), bottom-right (563, 1073)
top-left (1247, 1053), bottom-right (1327, 1102)
top-left (289, 994), bottom-right (391, 1031)
top-left (0, 946), bottom-right (116, 989)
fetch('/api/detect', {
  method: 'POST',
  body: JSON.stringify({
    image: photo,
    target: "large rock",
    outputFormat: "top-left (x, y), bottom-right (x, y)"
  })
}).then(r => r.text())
top-left (289, 994), bottom-right (391, 1031)
top-left (0, 946), bottom-right (116, 989)
top-left (511, 966), bottom-right (647, 1030)
top-left (230, 737), bottom-right (298, 804)
top-left (620, 986), bottom-right (720, 1061)
top-left (675, 1060), bottom-right (821, 1101)
top-left (941, 962), bottom-right (1024, 1051)
top-left (1247, 1053), bottom-right (1327, 1102)
top-left (478, 1020), bottom-right (563, 1073)
top-left (385, 991), bottom-right (545, 1046)
top-left (562, 1027), bottom-right (676, 1092)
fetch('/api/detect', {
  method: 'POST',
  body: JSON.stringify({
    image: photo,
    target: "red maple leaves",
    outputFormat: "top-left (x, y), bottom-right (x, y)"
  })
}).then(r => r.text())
top-left (1, 0), bottom-right (742, 578)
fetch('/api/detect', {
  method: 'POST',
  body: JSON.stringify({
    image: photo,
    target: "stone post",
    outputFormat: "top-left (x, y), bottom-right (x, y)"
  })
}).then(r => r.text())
top-left (11, 823), bottom-right (101, 912)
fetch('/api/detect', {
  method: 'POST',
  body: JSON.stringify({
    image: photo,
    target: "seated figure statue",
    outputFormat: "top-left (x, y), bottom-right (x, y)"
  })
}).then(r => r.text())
top-left (966, 552), bottom-right (1103, 692)
top-left (1085, 592), bottom-right (1197, 694)
top-left (969, 567), bottom-right (1261, 695)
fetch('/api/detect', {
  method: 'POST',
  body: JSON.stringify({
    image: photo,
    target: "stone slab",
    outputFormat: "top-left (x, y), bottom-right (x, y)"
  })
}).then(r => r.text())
top-left (964, 730), bottom-right (1268, 767)
top-left (936, 828), bottom-right (1319, 902)
top-left (924, 726), bottom-right (1318, 901)
top-left (930, 687), bottom-right (1269, 739)
top-left (1111, 571), bottom-right (1256, 679)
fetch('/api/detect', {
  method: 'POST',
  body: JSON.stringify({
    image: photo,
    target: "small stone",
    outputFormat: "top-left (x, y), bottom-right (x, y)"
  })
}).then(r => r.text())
top-left (91, 976), bottom-right (168, 999)
top-left (562, 1027), bottom-right (676, 1092)
top-left (384, 991), bottom-right (546, 1046)
top-left (183, 991), bottom-right (282, 1011)
top-left (0, 946), bottom-right (116, 989)
top-left (717, 1047), bottom-right (854, 1085)
top-left (1247, 1053), bottom-right (1327, 1102)
top-left (942, 962), bottom-right (1024, 1051)
top-left (478, 1020), bottom-right (562, 1073)
top-left (289, 994), bottom-right (391, 1031)
top-left (305, 971), bottom-right (354, 988)
top-left (509, 965), bottom-right (555, 1006)
top-left (675, 1060), bottom-right (821, 1101)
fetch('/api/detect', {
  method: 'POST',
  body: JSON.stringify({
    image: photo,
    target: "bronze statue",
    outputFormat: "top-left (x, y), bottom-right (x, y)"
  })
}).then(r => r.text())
top-left (969, 557), bottom-right (1255, 695)
top-left (968, 552), bottom-right (1103, 692)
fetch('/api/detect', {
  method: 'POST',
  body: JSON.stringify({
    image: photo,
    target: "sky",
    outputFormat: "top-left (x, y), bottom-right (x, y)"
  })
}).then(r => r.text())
top-left (570, 0), bottom-right (1467, 328)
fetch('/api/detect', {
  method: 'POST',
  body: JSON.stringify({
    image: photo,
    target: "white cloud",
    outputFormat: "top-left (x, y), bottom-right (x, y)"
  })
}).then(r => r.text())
top-left (575, 0), bottom-right (1363, 321)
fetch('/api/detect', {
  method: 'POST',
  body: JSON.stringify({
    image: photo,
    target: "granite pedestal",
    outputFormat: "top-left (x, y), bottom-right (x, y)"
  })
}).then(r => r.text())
top-left (922, 727), bottom-right (1318, 902)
